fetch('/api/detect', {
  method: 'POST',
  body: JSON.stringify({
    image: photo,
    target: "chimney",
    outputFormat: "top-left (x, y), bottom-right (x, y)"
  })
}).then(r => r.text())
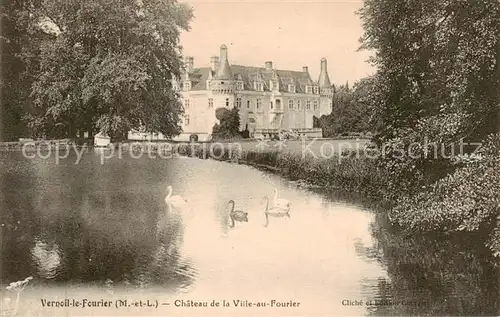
top-left (265, 61), bottom-right (273, 71)
top-left (184, 56), bottom-right (194, 73)
top-left (318, 57), bottom-right (331, 88)
top-left (210, 56), bottom-right (219, 72)
top-left (302, 66), bottom-right (309, 73)
top-left (215, 44), bottom-right (233, 80)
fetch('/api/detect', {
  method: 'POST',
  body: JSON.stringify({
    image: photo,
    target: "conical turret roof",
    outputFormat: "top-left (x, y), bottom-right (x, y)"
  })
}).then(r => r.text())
top-left (215, 44), bottom-right (233, 80)
top-left (318, 57), bottom-right (331, 88)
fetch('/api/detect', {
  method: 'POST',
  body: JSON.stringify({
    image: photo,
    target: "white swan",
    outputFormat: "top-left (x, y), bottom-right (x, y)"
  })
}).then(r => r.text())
top-left (272, 188), bottom-right (291, 211)
top-left (262, 196), bottom-right (290, 227)
top-left (165, 185), bottom-right (188, 209)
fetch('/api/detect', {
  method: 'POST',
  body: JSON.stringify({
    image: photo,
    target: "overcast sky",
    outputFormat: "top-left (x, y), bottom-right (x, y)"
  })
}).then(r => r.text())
top-left (179, 0), bottom-right (375, 86)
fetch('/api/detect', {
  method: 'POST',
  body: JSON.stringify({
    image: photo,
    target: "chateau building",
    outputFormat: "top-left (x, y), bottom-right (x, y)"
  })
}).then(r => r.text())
top-left (129, 44), bottom-right (334, 141)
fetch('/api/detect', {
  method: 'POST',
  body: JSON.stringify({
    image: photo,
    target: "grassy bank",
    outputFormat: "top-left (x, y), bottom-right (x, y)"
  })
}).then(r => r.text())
top-left (174, 142), bottom-right (389, 200)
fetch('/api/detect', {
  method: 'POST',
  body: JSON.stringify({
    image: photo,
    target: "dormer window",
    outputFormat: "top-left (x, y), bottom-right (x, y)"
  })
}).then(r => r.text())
top-left (313, 86), bottom-right (319, 94)
top-left (254, 81), bottom-right (263, 91)
top-left (183, 80), bottom-right (191, 91)
top-left (288, 84), bottom-right (295, 93)
top-left (270, 80), bottom-right (279, 91)
top-left (236, 81), bottom-right (244, 90)
top-left (306, 86), bottom-right (312, 94)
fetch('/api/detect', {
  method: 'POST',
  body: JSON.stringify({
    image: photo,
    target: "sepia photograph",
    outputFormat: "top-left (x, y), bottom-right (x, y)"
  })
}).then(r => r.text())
top-left (1, 0), bottom-right (499, 316)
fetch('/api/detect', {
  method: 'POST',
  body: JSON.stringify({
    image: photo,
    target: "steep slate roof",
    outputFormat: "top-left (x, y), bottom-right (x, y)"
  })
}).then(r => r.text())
top-left (214, 44), bottom-right (233, 80)
top-left (318, 58), bottom-right (332, 88)
top-left (185, 67), bottom-right (211, 91)
top-left (185, 65), bottom-right (315, 92)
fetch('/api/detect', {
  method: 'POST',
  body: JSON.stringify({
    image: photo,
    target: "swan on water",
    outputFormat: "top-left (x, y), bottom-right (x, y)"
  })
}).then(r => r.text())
top-left (227, 200), bottom-right (248, 228)
top-left (262, 196), bottom-right (290, 227)
top-left (165, 185), bottom-right (188, 209)
top-left (272, 188), bottom-right (291, 212)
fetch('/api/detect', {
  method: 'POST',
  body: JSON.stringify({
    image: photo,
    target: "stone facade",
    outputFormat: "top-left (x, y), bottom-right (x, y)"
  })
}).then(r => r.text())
top-left (129, 44), bottom-right (334, 141)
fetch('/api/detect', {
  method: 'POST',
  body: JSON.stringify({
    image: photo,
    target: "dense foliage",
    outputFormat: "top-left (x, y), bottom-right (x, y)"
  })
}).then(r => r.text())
top-left (317, 76), bottom-right (384, 136)
top-left (0, 0), bottom-right (45, 141)
top-left (3, 0), bottom-right (192, 140)
top-left (212, 108), bottom-right (241, 140)
top-left (359, 0), bottom-right (500, 255)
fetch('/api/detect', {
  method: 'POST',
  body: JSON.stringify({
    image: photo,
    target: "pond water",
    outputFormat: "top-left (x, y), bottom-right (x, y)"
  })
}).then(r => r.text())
top-left (0, 150), bottom-right (498, 316)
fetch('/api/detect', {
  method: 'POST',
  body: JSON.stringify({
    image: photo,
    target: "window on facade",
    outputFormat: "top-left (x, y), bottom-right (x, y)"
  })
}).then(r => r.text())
top-left (225, 98), bottom-right (230, 107)
top-left (236, 97), bottom-right (242, 108)
top-left (270, 101), bottom-right (273, 110)
top-left (313, 100), bottom-right (318, 111)
top-left (306, 100), bottom-right (311, 110)
top-left (208, 98), bottom-right (213, 108)
top-left (237, 81), bottom-right (244, 90)
top-left (247, 100), bottom-right (251, 109)
top-left (184, 114), bottom-right (190, 125)
top-left (297, 100), bottom-right (301, 110)
top-left (306, 86), bottom-right (312, 94)
top-left (256, 99), bottom-right (262, 110)
top-left (288, 100), bottom-right (294, 110)
top-left (184, 99), bottom-right (190, 109)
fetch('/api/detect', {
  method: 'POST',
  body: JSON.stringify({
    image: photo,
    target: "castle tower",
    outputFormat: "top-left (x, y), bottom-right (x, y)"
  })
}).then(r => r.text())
top-left (215, 45), bottom-right (232, 80)
top-left (210, 44), bottom-right (234, 95)
top-left (318, 58), bottom-right (331, 89)
top-left (318, 58), bottom-right (333, 116)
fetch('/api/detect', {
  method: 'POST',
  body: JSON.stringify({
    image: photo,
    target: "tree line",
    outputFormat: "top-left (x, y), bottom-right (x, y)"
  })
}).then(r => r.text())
top-left (315, 77), bottom-right (384, 137)
top-left (1, 0), bottom-right (193, 142)
top-left (358, 0), bottom-right (500, 257)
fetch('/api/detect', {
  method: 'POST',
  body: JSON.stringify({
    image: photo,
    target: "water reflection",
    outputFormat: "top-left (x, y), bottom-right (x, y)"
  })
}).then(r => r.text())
top-left (361, 213), bottom-right (500, 316)
top-left (0, 152), bottom-right (39, 283)
top-left (1, 151), bottom-right (499, 316)
top-left (1, 151), bottom-right (196, 292)
top-left (31, 238), bottom-right (62, 279)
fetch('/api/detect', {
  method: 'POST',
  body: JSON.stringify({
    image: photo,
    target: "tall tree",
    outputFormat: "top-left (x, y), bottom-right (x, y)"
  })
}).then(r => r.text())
top-left (212, 107), bottom-right (241, 140)
top-left (359, 0), bottom-right (500, 144)
top-left (359, 0), bottom-right (500, 256)
top-left (0, 0), bottom-right (42, 141)
top-left (26, 0), bottom-right (193, 140)
top-left (316, 76), bottom-right (383, 136)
